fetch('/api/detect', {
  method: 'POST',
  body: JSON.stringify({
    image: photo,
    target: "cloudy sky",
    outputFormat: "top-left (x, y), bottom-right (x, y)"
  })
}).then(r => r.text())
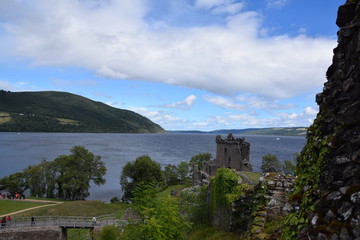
top-left (0, 0), bottom-right (344, 131)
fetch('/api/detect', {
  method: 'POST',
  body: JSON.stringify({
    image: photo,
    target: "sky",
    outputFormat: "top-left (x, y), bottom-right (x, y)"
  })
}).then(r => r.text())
top-left (0, 0), bottom-right (345, 131)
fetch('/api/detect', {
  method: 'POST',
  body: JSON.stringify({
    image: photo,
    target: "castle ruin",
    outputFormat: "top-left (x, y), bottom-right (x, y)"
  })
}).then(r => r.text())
top-left (193, 133), bottom-right (252, 185)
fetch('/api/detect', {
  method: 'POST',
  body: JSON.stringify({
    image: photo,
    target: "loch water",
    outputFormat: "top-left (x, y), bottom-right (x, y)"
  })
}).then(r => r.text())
top-left (0, 132), bottom-right (306, 201)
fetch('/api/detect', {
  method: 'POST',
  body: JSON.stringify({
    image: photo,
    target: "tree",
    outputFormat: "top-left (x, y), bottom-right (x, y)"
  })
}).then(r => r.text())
top-left (120, 155), bottom-right (163, 203)
top-left (282, 159), bottom-right (296, 175)
top-left (177, 161), bottom-right (190, 183)
top-left (261, 154), bottom-right (282, 173)
top-left (23, 160), bottom-right (47, 197)
top-left (53, 146), bottom-right (106, 200)
top-left (0, 172), bottom-right (27, 194)
top-left (126, 183), bottom-right (189, 240)
top-left (163, 164), bottom-right (179, 186)
top-left (189, 153), bottom-right (212, 172)
top-left (163, 161), bottom-right (191, 186)
top-left (2, 146), bottom-right (106, 200)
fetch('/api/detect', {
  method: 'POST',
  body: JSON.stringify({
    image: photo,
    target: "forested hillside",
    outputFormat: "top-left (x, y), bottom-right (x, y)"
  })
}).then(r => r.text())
top-left (0, 90), bottom-right (164, 133)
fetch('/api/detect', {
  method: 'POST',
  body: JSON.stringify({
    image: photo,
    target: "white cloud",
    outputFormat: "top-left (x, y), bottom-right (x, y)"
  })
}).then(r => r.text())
top-left (195, 0), bottom-right (232, 9)
top-left (129, 107), bottom-right (180, 122)
top-left (276, 106), bottom-right (318, 126)
top-left (304, 106), bottom-right (318, 115)
top-left (212, 3), bottom-right (244, 14)
top-left (195, 0), bottom-right (244, 14)
top-left (204, 105), bottom-right (318, 129)
top-left (204, 94), bottom-right (295, 112)
top-left (161, 94), bottom-right (197, 110)
top-left (0, 81), bottom-right (14, 91)
top-left (266, 0), bottom-right (291, 9)
top-left (97, 66), bottom-right (129, 79)
top-left (129, 106), bottom-right (188, 129)
top-left (0, 0), bottom-right (335, 101)
top-left (204, 95), bottom-right (245, 111)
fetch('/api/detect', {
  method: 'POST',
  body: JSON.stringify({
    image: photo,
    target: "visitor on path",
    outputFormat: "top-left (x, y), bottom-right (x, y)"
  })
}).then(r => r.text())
top-left (92, 216), bottom-right (96, 226)
top-left (31, 216), bottom-right (35, 226)
top-left (1, 217), bottom-right (6, 227)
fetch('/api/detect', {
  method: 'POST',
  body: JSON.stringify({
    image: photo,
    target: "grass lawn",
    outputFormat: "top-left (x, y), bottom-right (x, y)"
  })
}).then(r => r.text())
top-left (0, 200), bottom-right (55, 216)
top-left (15, 200), bottom-right (130, 218)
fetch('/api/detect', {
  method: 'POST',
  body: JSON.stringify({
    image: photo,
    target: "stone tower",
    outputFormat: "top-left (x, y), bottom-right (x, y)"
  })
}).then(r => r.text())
top-left (214, 133), bottom-right (252, 172)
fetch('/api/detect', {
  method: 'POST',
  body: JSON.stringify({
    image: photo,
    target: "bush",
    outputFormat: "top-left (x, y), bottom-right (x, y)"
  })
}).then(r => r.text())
top-left (260, 154), bottom-right (282, 173)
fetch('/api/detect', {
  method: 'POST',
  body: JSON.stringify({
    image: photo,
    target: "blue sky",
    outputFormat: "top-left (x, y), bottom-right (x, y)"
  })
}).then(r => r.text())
top-left (0, 0), bottom-right (344, 131)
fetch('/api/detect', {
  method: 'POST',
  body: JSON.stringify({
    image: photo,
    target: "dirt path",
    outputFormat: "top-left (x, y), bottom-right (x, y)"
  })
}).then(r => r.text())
top-left (0, 199), bottom-right (63, 217)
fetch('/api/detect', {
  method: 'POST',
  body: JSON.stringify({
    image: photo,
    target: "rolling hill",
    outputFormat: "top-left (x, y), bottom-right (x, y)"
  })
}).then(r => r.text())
top-left (170, 127), bottom-right (307, 136)
top-left (0, 90), bottom-right (164, 133)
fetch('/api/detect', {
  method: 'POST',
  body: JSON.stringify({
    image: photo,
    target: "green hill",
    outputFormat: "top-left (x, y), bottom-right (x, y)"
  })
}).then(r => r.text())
top-left (0, 90), bottom-right (165, 133)
top-left (210, 127), bottom-right (307, 136)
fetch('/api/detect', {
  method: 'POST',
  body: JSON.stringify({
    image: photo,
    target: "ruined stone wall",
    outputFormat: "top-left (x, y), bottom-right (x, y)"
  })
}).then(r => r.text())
top-left (207, 172), bottom-right (295, 236)
top-left (0, 226), bottom-right (66, 240)
top-left (215, 134), bottom-right (252, 172)
top-left (293, 0), bottom-right (360, 238)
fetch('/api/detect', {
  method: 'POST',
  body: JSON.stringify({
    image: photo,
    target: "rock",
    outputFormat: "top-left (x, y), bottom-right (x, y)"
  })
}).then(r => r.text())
top-left (282, 203), bottom-right (292, 213)
top-left (339, 186), bottom-right (349, 194)
top-left (338, 202), bottom-right (354, 220)
top-left (330, 234), bottom-right (339, 240)
top-left (325, 209), bottom-right (337, 223)
top-left (317, 233), bottom-right (329, 240)
top-left (339, 226), bottom-right (350, 240)
top-left (334, 156), bottom-right (350, 164)
top-left (350, 191), bottom-right (360, 204)
top-left (350, 215), bottom-right (360, 237)
top-left (311, 214), bottom-right (319, 225)
top-left (326, 191), bottom-right (343, 201)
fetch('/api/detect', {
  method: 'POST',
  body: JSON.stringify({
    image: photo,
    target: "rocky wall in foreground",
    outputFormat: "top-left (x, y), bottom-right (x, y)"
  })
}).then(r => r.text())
top-left (289, 0), bottom-right (360, 239)
top-left (0, 226), bottom-right (65, 240)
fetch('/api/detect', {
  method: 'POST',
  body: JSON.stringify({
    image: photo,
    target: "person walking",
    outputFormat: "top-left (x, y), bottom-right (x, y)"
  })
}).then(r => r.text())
top-left (92, 216), bottom-right (96, 226)
top-left (31, 216), bottom-right (35, 226)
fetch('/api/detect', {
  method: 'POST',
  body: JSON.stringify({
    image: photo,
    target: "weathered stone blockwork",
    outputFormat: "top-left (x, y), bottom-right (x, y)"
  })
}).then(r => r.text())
top-left (0, 226), bottom-right (66, 240)
top-left (213, 134), bottom-right (252, 173)
top-left (192, 133), bottom-right (252, 186)
top-left (207, 172), bottom-right (295, 236)
top-left (295, 0), bottom-right (360, 238)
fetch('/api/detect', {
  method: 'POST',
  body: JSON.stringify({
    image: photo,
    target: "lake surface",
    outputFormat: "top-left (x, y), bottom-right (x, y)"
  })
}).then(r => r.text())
top-left (0, 132), bottom-right (306, 201)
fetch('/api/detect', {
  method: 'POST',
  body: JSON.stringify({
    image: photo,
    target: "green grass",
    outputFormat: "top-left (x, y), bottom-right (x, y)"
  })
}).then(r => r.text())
top-left (15, 200), bottom-right (130, 218)
top-left (68, 229), bottom-right (92, 240)
top-left (26, 196), bottom-right (68, 202)
top-left (159, 184), bottom-right (191, 198)
top-left (239, 171), bottom-right (262, 185)
top-left (0, 200), bottom-right (55, 215)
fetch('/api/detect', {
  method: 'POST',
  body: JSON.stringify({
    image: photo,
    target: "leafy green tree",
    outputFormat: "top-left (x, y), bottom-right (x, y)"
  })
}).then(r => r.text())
top-left (163, 161), bottom-right (191, 186)
top-left (282, 160), bottom-right (296, 175)
top-left (96, 225), bottom-right (121, 240)
top-left (23, 160), bottom-right (48, 197)
top-left (163, 164), bottom-right (179, 186)
top-left (127, 183), bottom-right (190, 240)
top-left (2, 146), bottom-right (106, 200)
top-left (0, 172), bottom-right (27, 194)
top-left (120, 155), bottom-right (163, 203)
top-left (177, 161), bottom-right (190, 183)
top-left (189, 153), bottom-right (212, 172)
top-left (261, 154), bottom-right (282, 173)
top-left (53, 146), bottom-right (106, 200)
